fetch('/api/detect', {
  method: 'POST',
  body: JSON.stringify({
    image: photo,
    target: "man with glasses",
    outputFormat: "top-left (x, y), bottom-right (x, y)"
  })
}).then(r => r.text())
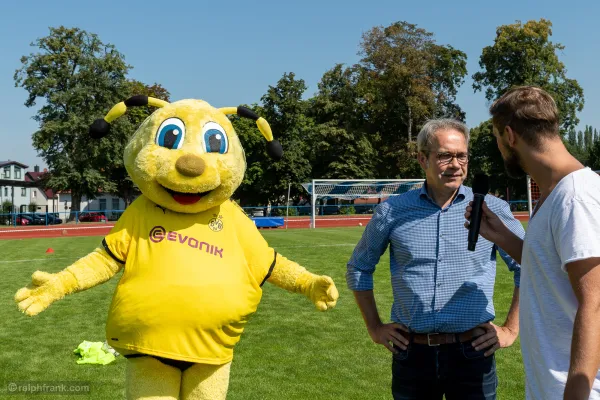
top-left (347, 118), bottom-right (525, 399)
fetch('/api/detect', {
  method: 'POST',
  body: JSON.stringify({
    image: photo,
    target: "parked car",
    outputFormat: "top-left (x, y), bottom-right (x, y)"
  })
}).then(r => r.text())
top-left (8, 215), bottom-right (31, 226)
top-left (79, 212), bottom-right (107, 223)
top-left (34, 213), bottom-right (63, 224)
top-left (18, 214), bottom-right (45, 225)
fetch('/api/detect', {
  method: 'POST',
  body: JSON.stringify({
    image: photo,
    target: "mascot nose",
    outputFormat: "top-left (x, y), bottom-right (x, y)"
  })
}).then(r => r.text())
top-left (175, 154), bottom-right (205, 177)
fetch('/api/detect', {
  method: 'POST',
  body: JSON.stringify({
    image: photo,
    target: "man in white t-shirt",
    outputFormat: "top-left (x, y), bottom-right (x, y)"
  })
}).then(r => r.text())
top-left (464, 86), bottom-right (600, 400)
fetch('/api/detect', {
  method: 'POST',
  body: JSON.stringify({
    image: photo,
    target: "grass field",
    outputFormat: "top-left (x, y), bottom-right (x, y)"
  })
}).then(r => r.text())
top-left (0, 226), bottom-right (526, 399)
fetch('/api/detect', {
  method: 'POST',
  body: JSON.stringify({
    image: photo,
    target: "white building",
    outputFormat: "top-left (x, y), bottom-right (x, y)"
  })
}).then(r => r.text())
top-left (25, 166), bottom-right (59, 212)
top-left (0, 161), bottom-right (32, 212)
top-left (1, 160), bottom-right (133, 217)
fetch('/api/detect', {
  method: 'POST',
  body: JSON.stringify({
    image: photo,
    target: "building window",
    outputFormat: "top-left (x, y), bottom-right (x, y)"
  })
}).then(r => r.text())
top-left (99, 199), bottom-right (106, 211)
top-left (3, 167), bottom-right (9, 179)
top-left (32, 191), bottom-right (36, 198)
top-left (21, 188), bottom-right (26, 197)
top-left (4, 187), bottom-right (7, 197)
top-left (15, 168), bottom-right (21, 179)
top-left (112, 198), bottom-right (120, 210)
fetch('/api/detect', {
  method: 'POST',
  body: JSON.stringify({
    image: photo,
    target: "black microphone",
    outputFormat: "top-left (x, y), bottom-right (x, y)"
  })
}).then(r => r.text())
top-left (468, 173), bottom-right (490, 251)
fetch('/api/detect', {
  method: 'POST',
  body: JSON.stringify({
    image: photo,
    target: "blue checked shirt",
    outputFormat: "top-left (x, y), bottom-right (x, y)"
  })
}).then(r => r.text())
top-left (346, 184), bottom-right (525, 333)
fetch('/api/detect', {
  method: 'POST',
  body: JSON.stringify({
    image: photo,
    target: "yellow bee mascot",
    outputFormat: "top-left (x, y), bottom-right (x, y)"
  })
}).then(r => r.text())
top-left (15, 96), bottom-right (339, 400)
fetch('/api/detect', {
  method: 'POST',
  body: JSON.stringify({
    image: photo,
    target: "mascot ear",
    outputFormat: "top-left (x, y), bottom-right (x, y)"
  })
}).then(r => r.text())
top-left (89, 95), bottom-right (169, 139)
top-left (219, 106), bottom-right (283, 161)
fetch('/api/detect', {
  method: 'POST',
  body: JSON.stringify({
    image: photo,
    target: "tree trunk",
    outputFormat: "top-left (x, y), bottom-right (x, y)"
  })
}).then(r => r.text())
top-left (408, 105), bottom-right (413, 143)
top-left (70, 193), bottom-right (82, 222)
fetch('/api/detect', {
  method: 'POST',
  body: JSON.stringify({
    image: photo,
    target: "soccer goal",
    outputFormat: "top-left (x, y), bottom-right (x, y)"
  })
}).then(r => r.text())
top-left (526, 169), bottom-right (600, 216)
top-left (302, 179), bottom-right (425, 228)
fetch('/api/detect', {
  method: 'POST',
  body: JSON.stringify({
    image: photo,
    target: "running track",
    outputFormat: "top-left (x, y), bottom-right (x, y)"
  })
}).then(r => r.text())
top-left (0, 213), bottom-right (530, 240)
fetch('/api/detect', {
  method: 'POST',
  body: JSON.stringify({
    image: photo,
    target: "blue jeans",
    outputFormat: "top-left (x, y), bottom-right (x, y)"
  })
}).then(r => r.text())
top-left (391, 338), bottom-right (497, 400)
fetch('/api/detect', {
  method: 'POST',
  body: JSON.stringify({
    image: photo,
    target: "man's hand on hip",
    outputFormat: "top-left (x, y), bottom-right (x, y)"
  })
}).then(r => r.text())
top-left (472, 322), bottom-right (518, 356)
top-left (368, 323), bottom-right (410, 354)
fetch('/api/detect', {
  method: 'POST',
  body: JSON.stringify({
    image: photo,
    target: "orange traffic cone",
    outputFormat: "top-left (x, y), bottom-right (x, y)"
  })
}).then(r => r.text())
top-left (46, 248), bottom-right (54, 254)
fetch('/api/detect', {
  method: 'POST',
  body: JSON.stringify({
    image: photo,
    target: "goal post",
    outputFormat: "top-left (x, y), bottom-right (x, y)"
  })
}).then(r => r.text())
top-left (303, 179), bottom-right (426, 228)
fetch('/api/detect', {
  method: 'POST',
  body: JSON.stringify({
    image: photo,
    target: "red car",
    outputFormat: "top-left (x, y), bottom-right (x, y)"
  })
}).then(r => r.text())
top-left (79, 212), bottom-right (107, 222)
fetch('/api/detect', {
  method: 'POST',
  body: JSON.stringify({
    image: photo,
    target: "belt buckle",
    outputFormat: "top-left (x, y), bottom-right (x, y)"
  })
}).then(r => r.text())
top-left (427, 333), bottom-right (439, 346)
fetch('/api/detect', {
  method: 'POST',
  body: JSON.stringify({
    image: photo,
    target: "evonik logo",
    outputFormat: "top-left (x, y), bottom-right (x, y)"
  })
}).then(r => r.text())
top-left (148, 226), bottom-right (224, 258)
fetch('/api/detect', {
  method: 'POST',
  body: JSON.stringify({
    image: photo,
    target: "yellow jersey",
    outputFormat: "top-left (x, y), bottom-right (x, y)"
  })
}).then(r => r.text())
top-left (102, 196), bottom-right (276, 364)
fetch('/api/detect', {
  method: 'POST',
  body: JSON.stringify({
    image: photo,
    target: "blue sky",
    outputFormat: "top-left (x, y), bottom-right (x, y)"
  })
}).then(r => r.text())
top-left (1, 0), bottom-right (598, 171)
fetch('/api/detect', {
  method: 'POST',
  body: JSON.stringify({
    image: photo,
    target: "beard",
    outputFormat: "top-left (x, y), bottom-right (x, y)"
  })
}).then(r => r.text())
top-left (503, 147), bottom-right (527, 178)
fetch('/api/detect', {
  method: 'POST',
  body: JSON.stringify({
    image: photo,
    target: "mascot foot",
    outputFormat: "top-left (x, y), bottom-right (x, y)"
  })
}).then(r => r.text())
top-left (181, 362), bottom-right (231, 400)
top-left (126, 356), bottom-right (181, 399)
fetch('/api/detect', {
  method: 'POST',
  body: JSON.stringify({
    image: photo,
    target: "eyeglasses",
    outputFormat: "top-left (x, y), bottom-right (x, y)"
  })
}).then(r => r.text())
top-left (432, 152), bottom-right (469, 165)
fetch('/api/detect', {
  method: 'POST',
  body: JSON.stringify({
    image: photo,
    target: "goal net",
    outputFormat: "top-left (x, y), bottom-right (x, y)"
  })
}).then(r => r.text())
top-left (302, 179), bottom-right (425, 228)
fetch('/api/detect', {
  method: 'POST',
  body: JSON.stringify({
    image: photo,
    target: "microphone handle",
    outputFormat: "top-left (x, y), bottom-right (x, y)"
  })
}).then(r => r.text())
top-left (468, 194), bottom-right (485, 251)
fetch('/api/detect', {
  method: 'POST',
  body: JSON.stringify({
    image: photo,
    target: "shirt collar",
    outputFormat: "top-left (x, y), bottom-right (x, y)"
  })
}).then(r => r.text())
top-left (419, 181), bottom-right (467, 204)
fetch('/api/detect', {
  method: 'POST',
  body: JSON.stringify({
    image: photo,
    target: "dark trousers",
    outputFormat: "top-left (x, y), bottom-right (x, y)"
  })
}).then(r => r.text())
top-left (391, 337), bottom-right (497, 400)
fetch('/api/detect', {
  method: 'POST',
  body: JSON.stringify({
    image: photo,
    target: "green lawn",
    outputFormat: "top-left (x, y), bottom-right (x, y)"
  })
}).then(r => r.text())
top-left (0, 226), bottom-right (526, 399)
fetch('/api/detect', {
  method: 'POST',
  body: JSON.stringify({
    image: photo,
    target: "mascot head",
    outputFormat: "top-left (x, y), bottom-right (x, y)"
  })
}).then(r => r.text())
top-left (88, 96), bottom-right (283, 213)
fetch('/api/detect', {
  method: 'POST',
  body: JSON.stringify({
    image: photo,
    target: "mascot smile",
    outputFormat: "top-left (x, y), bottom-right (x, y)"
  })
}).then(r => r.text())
top-left (15, 95), bottom-right (339, 400)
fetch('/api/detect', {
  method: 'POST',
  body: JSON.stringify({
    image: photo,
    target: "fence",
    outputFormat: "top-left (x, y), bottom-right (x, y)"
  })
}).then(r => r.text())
top-left (0, 199), bottom-right (531, 227)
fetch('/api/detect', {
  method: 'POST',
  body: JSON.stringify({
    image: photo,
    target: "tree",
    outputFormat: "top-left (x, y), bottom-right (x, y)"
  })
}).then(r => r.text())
top-left (578, 130), bottom-right (585, 152)
top-left (585, 125), bottom-right (593, 151)
top-left (14, 26), bottom-right (131, 218)
top-left (358, 21), bottom-right (467, 178)
top-left (473, 19), bottom-right (584, 135)
top-left (308, 64), bottom-right (377, 180)
top-left (258, 73), bottom-right (313, 205)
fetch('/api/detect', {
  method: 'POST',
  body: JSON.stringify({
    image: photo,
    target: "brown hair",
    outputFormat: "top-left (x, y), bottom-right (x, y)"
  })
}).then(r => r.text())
top-left (489, 86), bottom-right (559, 148)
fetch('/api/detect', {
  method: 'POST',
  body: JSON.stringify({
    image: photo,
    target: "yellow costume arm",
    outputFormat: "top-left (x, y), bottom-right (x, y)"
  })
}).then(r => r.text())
top-left (265, 253), bottom-right (338, 311)
top-left (15, 200), bottom-right (137, 317)
top-left (15, 247), bottom-right (123, 316)
top-left (230, 201), bottom-right (338, 311)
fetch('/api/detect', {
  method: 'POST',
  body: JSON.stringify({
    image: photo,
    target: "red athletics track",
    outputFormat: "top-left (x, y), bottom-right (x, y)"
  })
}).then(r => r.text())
top-left (0, 212), bottom-right (530, 240)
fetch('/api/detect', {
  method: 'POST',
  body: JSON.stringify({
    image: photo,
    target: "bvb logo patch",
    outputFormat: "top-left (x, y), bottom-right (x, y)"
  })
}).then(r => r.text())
top-left (209, 215), bottom-right (224, 232)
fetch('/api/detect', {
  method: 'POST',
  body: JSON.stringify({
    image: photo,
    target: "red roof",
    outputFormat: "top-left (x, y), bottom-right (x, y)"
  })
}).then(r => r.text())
top-left (25, 171), bottom-right (57, 199)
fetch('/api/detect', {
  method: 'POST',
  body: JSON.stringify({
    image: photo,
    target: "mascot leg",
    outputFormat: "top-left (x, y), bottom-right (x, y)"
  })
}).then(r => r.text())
top-left (126, 356), bottom-right (182, 399)
top-left (180, 362), bottom-right (231, 400)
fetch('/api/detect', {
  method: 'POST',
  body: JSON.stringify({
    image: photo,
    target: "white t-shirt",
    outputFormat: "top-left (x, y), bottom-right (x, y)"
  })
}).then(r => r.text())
top-left (520, 167), bottom-right (600, 400)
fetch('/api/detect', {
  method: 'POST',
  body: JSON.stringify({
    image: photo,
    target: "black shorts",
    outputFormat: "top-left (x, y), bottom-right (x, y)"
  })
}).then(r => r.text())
top-left (124, 354), bottom-right (195, 372)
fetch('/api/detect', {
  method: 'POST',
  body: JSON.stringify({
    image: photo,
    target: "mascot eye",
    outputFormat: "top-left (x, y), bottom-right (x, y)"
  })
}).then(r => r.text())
top-left (202, 122), bottom-right (228, 154)
top-left (156, 118), bottom-right (186, 150)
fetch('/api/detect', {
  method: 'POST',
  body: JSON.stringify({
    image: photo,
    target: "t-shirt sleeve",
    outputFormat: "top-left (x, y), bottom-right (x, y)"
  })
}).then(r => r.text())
top-left (552, 198), bottom-right (600, 272)
top-left (102, 202), bottom-right (138, 264)
top-left (229, 201), bottom-right (276, 285)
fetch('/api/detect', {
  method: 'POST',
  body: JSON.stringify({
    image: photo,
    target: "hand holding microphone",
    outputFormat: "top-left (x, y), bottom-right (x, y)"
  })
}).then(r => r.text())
top-left (464, 174), bottom-right (507, 248)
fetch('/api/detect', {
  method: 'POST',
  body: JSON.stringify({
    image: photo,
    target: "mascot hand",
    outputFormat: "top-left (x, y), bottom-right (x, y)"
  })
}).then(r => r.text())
top-left (306, 275), bottom-right (339, 311)
top-left (15, 270), bottom-right (77, 316)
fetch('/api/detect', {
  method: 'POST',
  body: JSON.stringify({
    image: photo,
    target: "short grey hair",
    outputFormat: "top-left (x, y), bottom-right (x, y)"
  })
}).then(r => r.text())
top-left (416, 118), bottom-right (470, 153)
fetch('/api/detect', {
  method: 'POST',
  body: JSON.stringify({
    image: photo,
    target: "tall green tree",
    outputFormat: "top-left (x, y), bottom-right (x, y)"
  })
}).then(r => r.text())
top-left (358, 21), bottom-right (467, 178)
top-left (308, 64), bottom-right (377, 180)
top-left (260, 73), bottom-right (314, 205)
top-left (585, 125), bottom-right (593, 151)
top-left (14, 26), bottom-right (131, 217)
top-left (472, 19), bottom-right (584, 135)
